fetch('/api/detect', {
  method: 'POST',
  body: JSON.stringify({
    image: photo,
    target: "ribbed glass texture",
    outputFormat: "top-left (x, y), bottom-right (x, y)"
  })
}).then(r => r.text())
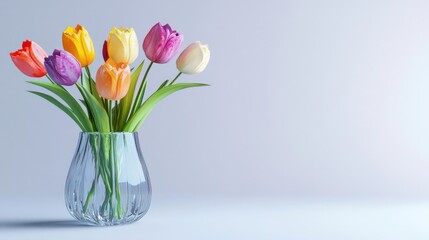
top-left (65, 132), bottom-right (151, 226)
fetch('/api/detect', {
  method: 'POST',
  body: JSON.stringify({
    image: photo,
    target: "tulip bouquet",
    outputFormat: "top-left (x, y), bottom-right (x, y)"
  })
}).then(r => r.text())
top-left (11, 23), bottom-right (210, 132)
top-left (10, 23), bottom-right (210, 224)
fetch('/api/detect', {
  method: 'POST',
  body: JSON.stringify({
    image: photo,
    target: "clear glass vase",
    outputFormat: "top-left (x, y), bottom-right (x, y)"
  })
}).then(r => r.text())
top-left (64, 132), bottom-right (151, 226)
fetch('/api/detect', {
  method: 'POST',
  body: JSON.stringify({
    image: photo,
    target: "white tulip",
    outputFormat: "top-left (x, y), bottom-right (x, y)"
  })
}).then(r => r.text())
top-left (176, 41), bottom-right (210, 74)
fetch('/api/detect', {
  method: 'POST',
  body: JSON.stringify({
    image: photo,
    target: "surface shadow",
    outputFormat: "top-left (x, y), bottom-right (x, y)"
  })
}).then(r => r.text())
top-left (0, 219), bottom-right (91, 229)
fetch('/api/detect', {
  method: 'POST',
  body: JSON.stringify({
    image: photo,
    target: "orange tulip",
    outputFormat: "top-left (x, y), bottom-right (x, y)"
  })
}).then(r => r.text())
top-left (96, 59), bottom-right (130, 100)
top-left (10, 40), bottom-right (48, 77)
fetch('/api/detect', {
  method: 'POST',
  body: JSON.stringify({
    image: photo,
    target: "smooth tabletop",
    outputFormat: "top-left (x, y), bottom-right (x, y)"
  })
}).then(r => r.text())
top-left (1, 196), bottom-right (429, 240)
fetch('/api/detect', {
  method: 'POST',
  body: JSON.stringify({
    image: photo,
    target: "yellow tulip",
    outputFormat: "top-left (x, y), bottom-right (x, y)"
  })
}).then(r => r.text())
top-left (107, 27), bottom-right (139, 65)
top-left (62, 24), bottom-right (95, 67)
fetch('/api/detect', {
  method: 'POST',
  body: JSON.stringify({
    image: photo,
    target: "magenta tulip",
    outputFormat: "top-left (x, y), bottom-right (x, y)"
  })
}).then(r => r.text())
top-left (143, 23), bottom-right (183, 63)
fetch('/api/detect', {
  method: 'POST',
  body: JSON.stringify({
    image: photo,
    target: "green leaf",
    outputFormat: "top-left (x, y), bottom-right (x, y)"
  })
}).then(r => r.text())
top-left (29, 91), bottom-right (87, 131)
top-left (157, 80), bottom-right (169, 91)
top-left (77, 84), bottom-right (110, 132)
top-left (123, 83), bottom-right (209, 132)
top-left (117, 60), bottom-right (144, 130)
top-left (90, 79), bottom-right (102, 103)
top-left (28, 81), bottom-right (93, 132)
top-left (83, 69), bottom-right (103, 106)
top-left (130, 61), bottom-right (153, 117)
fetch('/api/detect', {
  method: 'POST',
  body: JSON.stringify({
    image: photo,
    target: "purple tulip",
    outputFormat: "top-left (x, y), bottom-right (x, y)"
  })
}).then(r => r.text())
top-left (143, 23), bottom-right (183, 63)
top-left (44, 49), bottom-right (82, 86)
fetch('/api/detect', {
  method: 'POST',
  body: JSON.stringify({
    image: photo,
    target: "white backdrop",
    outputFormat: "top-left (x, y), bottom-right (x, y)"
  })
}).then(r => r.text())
top-left (1, 0), bottom-right (429, 200)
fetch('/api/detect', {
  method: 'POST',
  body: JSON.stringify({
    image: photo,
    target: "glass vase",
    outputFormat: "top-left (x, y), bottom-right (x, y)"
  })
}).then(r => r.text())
top-left (64, 132), bottom-right (151, 226)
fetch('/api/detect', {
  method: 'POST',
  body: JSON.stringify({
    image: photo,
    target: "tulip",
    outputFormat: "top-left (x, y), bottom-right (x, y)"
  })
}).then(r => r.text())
top-left (96, 59), bottom-right (130, 100)
top-left (44, 49), bottom-right (82, 86)
top-left (176, 41), bottom-right (210, 74)
top-left (10, 40), bottom-right (48, 77)
top-left (143, 23), bottom-right (183, 63)
top-left (62, 24), bottom-right (95, 67)
top-left (107, 27), bottom-right (139, 65)
top-left (102, 40), bottom-right (109, 62)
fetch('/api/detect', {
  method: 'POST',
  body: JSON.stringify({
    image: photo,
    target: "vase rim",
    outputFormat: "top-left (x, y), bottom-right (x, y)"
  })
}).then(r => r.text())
top-left (79, 132), bottom-right (138, 135)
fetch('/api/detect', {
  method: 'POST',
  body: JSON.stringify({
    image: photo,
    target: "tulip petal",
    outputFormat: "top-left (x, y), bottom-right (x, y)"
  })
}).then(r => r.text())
top-left (96, 59), bottom-right (131, 100)
top-left (115, 65), bottom-right (131, 99)
top-left (143, 23), bottom-right (183, 64)
top-left (156, 33), bottom-right (183, 63)
top-left (10, 40), bottom-right (47, 78)
top-left (128, 28), bottom-right (139, 64)
top-left (45, 50), bottom-right (81, 86)
top-left (196, 45), bottom-right (211, 73)
top-left (63, 33), bottom-right (87, 66)
top-left (96, 65), bottom-right (114, 99)
top-left (102, 40), bottom-right (109, 62)
top-left (11, 50), bottom-right (46, 77)
top-left (108, 28), bottom-right (129, 65)
top-left (23, 40), bottom-right (48, 71)
top-left (107, 27), bottom-right (138, 65)
top-left (79, 28), bottom-right (95, 65)
top-left (163, 24), bottom-right (172, 36)
top-left (176, 41), bottom-right (210, 74)
top-left (44, 55), bottom-right (63, 84)
top-left (54, 51), bottom-right (81, 85)
top-left (143, 23), bottom-right (167, 62)
top-left (62, 25), bottom-right (95, 67)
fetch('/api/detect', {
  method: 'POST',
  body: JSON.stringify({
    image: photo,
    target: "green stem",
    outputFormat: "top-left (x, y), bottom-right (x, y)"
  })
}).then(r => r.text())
top-left (96, 136), bottom-right (112, 194)
top-left (101, 194), bottom-right (110, 213)
top-left (83, 178), bottom-right (96, 213)
top-left (85, 66), bottom-right (93, 94)
top-left (168, 72), bottom-right (182, 85)
top-left (107, 100), bottom-right (113, 132)
top-left (46, 75), bottom-right (56, 85)
top-left (109, 194), bottom-right (114, 218)
top-left (83, 136), bottom-right (110, 214)
top-left (113, 139), bottom-right (122, 218)
top-left (113, 100), bottom-right (117, 132)
top-left (76, 83), bottom-right (96, 130)
top-left (100, 134), bottom-right (114, 217)
top-left (46, 75), bottom-right (66, 90)
top-left (100, 165), bottom-right (111, 193)
top-left (130, 61), bottom-right (154, 116)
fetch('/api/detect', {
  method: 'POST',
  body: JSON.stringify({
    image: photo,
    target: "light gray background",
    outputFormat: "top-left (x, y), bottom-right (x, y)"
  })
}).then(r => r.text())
top-left (1, 0), bottom-right (429, 200)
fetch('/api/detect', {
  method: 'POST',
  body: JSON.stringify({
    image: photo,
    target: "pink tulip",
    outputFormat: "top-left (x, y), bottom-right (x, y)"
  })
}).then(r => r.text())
top-left (143, 23), bottom-right (183, 63)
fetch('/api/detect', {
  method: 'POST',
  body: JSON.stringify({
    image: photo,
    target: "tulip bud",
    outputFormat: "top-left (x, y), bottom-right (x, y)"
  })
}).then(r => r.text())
top-left (62, 24), bottom-right (95, 67)
top-left (102, 40), bottom-right (109, 62)
top-left (176, 41), bottom-right (210, 74)
top-left (44, 50), bottom-right (82, 86)
top-left (143, 23), bottom-right (183, 63)
top-left (96, 59), bottom-right (131, 100)
top-left (107, 27), bottom-right (139, 65)
top-left (10, 40), bottom-right (48, 78)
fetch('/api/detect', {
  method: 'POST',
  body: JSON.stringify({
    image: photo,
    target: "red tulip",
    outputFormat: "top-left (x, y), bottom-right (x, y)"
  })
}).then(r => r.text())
top-left (10, 40), bottom-right (48, 78)
top-left (102, 40), bottom-right (109, 62)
